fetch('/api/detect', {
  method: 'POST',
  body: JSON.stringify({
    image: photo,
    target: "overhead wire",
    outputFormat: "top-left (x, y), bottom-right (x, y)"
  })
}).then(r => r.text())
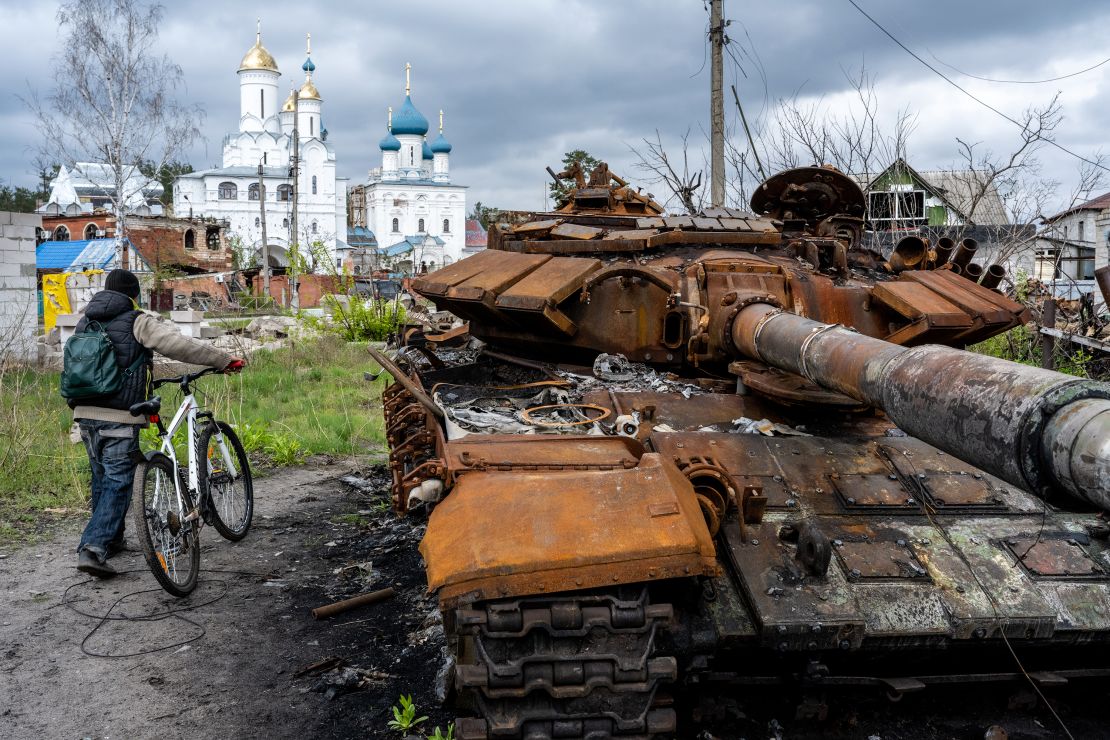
top-left (929, 51), bottom-right (1110, 85)
top-left (845, 0), bottom-right (1110, 174)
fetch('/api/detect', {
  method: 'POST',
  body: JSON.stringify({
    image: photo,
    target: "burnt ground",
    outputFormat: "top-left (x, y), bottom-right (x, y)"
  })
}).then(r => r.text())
top-left (1, 460), bottom-right (1105, 740)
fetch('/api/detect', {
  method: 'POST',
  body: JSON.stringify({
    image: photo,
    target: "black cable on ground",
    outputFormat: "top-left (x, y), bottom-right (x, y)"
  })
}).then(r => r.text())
top-left (62, 568), bottom-right (272, 659)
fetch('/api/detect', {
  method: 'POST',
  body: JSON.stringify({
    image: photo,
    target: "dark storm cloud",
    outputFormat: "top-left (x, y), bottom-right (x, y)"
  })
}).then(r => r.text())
top-left (3, 0), bottom-right (1109, 210)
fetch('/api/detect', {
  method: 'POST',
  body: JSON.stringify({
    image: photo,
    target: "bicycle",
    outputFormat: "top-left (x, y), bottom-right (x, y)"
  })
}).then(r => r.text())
top-left (128, 367), bottom-right (253, 597)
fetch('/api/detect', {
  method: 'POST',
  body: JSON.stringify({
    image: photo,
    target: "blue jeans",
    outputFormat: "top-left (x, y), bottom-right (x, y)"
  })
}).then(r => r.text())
top-left (77, 420), bottom-right (140, 560)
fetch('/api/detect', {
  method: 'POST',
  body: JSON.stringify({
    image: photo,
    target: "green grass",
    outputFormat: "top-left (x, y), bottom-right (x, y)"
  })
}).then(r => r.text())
top-left (0, 336), bottom-right (387, 542)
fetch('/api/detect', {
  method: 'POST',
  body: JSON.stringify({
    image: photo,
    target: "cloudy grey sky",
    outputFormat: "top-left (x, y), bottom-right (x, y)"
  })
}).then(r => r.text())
top-left (3, 0), bottom-right (1108, 214)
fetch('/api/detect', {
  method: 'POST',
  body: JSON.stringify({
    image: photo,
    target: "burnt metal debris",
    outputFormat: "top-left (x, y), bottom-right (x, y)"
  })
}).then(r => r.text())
top-left (374, 164), bottom-right (1110, 739)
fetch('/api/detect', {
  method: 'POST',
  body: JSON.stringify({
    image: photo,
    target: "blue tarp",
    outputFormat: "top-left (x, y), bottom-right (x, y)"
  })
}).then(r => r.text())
top-left (36, 238), bottom-right (148, 272)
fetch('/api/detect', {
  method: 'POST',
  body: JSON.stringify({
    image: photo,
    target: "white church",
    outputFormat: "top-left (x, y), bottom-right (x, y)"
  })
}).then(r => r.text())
top-left (174, 25), bottom-right (348, 271)
top-left (361, 64), bottom-right (467, 274)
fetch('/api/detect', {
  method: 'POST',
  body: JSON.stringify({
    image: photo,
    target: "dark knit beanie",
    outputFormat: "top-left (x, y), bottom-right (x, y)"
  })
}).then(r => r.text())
top-left (105, 269), bottom-right (140, 299)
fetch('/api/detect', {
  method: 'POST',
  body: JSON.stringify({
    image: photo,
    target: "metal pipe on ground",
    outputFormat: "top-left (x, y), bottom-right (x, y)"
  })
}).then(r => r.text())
top-left (934, 237), bottom-right (956, 267)
top-left (951, 238), bottom-right (979, 269)
top-left (980, 264), bottom-right (1006, 290)
top-left (312, 587), bottom-right (396, 619)
top-left (964, 263), bottom-right (985, 282)
top-left (729, 302), bottom-right (1110, 511)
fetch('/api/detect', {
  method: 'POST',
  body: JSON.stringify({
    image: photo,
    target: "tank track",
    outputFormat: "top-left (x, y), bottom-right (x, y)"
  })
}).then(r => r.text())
top-left (453, 588), bottom-right (677, 739)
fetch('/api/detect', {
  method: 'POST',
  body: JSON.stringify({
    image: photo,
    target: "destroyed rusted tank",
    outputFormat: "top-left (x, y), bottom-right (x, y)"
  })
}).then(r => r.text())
top-left (372, 164), bottom-right (1110, 739)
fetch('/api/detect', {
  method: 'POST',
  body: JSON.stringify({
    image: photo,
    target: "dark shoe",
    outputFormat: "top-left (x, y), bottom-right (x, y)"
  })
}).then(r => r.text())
top-left (106, 538), bottom-right (137, 559)
top-left (77, 549), bottom-right (117, 578)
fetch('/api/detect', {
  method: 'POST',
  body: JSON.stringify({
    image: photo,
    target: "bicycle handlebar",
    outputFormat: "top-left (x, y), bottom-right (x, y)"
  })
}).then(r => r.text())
top-left (151, 366), bottom-right (221, 391)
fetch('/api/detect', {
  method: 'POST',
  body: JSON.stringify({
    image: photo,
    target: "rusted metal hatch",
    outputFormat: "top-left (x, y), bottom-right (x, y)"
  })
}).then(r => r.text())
top-left (832, 474), bottom-right (919, 512)
top-left (921, 472), bottom-right (1004, 510)
top-left (834, 537), bottom-right (930, 581)
top-left (1005, 537), bottom-right (1107, 580)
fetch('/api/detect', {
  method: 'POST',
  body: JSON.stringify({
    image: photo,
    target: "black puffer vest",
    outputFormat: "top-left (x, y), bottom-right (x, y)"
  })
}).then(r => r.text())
top-left (68, 290), bottom-right (153, 411)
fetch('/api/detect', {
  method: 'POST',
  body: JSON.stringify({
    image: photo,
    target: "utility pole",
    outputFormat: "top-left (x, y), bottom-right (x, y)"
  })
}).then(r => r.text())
top-left (258, 161), bottom-right (270, 298)
top-left (290, 88), bottom-right (300, 309)
top-left (709, 0), bottom-right (725, 207)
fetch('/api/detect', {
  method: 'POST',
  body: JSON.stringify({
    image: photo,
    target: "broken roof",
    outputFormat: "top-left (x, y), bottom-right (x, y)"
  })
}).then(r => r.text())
top-left (852, 158), bottom-right (1010, 226)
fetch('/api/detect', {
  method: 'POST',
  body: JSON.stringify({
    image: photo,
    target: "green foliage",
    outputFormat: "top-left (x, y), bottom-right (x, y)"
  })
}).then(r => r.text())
top-left (387, 694), bottom-right (428, 734)
top-left (313, 295), bottom-right (406, 342)
top-left (138, 159), bottom-right (193, 205)
top-left (550, 149), bottom-right (601, 204)
top-left (468, 201), bottom-right (501, 229)
top-left (428, 724), bottom-right (455, 740)
top-left (228, 234), bottom-right (257, 271)
top-left (970, 325), bottom-right (1103, 379)
top-left (0, 185), bottom-right (42, 213)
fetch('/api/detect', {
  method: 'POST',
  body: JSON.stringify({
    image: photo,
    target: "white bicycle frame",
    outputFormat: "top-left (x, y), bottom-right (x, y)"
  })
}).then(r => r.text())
top-left (155, 389), bottom-right (238, 524)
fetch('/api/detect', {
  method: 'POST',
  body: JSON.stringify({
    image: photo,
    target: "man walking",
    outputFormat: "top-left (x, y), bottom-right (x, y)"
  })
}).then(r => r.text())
top-left (70, 269), bottom-right (244, 577)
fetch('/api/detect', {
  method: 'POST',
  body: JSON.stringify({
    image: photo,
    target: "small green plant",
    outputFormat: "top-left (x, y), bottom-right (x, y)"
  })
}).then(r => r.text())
top-left (265, 433), bottom-right (306, 466)
top-left (387, 694), bottom-right (428, 734)
top-left (428, 724), bottom-right (455, 740)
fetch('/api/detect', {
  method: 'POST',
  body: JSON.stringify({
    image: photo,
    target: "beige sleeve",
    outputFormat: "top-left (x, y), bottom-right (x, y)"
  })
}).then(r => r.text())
top-left (132, 313), bottom-right (235, 369)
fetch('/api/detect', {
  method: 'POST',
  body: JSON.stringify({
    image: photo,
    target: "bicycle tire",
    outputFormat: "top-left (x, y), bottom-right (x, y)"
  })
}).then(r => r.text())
top-left (197, 421), bottom-right (254, 541)
top-left (131, 454), bottom-right (200, 597)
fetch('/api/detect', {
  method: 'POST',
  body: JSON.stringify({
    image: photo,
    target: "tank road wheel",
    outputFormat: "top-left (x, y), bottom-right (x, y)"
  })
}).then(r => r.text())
top-left (453, 588), bottom-right (677, 739)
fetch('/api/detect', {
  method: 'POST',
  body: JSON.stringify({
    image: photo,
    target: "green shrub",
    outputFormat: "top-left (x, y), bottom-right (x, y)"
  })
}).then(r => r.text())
top-left (313, 295), bottom-right (406, 342)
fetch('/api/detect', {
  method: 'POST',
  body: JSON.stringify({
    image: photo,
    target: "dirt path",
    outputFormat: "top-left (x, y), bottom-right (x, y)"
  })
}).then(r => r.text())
top-left (0, 462), bottom-right (451, 740)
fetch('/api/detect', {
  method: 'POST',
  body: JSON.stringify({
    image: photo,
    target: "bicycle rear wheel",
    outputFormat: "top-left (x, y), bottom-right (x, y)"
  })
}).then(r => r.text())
top-left (131, 454), bottom-right (200, 597)
top-left (197, 421), bottom-right (253, 541)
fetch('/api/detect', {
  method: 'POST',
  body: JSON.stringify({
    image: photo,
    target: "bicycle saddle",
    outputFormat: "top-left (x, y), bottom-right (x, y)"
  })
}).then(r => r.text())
top-left (129, 396), bottom-right (162, 417)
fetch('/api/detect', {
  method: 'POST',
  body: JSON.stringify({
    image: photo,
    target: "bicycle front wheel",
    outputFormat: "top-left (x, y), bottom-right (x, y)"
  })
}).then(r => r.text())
top-left (131, 454), bottom-right (200, 597)
top-left (197, 421), bottom-right (253, 541)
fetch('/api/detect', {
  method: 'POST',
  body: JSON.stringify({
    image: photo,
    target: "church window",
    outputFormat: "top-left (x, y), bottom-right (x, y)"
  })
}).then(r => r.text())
top-left (391, 217), bottom-right (399, 232)
top-left (277, 184), bottom-right (292, 202)
top-left (418, 218), bottom-right (425, 232)
top-left (312, 176), bottom-right (317, 195)
top-left (310, 117), bottom-right (314, 136)
top-left (409, 148), bottom-right (414, 166)
top-left (260, 89), bottom-right (265, 118)
top-left (54, 225), bottom-right (69, 241)
top-left (255, 217), bottom-right (260, 227)
top-left (249, 183), bottom-right (263, 200)
top-left (283, 217), bottom-right (289, 228)
top-left (311, 220), bottom-right (318, 234)
top-left (206, 227), bottom-right (220, 250)
top-left (443, 219), bottom-right (450, 233)
top-left (83, 223), bottom-right (99, 240)
top-left (336, 258), bottom-right (342, 269)
top-left (184, 229), bottom-right (195, 250)
top-left (218, 182), bottom-right (237, 199)
top-left (353, 265), bottom-right (361, 275)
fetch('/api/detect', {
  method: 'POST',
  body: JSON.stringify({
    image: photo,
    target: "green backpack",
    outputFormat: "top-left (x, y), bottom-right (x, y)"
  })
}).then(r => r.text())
top-left (59, 321), bottom-right (143, 401)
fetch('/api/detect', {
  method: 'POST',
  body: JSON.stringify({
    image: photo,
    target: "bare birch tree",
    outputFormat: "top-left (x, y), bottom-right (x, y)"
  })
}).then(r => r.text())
top-left (24, 0), bottom-right (202, 269)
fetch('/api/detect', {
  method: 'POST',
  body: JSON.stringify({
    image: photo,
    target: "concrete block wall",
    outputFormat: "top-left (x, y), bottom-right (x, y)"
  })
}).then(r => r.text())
top-left (0, 211), bottom-right (40, 362)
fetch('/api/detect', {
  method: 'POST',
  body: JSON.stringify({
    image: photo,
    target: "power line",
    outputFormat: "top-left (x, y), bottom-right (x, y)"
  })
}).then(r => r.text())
top-left (846, 0), bottom-right (1110, 173)
top-left (929, 51), bottom-right (1110, 85)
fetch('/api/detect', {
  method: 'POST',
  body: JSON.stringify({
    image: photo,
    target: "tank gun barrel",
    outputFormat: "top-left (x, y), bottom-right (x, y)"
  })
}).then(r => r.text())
top-left (729, 303), bottom-right (1110, 510)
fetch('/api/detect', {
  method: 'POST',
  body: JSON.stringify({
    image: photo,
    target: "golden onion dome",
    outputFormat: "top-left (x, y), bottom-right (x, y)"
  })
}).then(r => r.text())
top-left (238, 38), bottom-right (278, 73)
top-left (298, 79), bottom-right (321, 100)
top-left (282, 89), bottom-right (297, 112)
